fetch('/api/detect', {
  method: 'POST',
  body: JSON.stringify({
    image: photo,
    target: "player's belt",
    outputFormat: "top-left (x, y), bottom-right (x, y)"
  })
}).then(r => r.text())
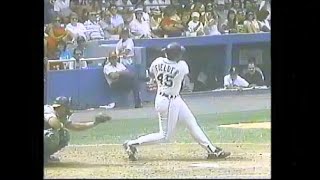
top-left (159, 92), bottom-right (178, 99)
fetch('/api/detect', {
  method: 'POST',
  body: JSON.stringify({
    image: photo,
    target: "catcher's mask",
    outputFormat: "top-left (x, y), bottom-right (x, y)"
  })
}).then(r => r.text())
top-left (162, 42), bottom-right (186, 61)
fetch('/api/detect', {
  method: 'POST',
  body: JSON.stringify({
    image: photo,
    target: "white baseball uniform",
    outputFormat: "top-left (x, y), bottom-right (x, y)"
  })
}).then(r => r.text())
top-left (127, 57), bottom-right (218, 153)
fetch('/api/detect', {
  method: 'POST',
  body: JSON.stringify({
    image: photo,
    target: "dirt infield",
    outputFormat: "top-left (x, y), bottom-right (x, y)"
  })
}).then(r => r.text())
top-left (44, 143), bottom-right (270, 179)
top-left (219, 122), bottom-right (271, 129)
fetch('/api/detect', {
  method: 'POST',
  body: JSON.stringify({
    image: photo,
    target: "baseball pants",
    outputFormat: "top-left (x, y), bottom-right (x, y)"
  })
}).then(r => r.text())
top-left (126, 93), bottom-right (218, 153)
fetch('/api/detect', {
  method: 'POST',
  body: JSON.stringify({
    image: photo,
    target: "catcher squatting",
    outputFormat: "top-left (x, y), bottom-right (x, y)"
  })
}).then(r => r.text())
top-left (44, 42), bottom-right (230, 164)
top-left (44, 96), bottom-right (111, 164)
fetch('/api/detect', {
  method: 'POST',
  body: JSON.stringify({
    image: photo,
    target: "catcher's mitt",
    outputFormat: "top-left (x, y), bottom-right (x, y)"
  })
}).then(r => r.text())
top-left (94, 112), bottom-right (112, 125)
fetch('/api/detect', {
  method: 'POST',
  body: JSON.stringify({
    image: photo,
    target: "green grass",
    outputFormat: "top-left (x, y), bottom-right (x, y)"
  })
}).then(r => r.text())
top-left (70, 109), bottom-right (270, 145)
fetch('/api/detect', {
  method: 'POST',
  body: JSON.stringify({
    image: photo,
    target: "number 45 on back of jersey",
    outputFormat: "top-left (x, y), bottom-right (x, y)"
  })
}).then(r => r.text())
top-left (157, 73), bottom-right (174, 87)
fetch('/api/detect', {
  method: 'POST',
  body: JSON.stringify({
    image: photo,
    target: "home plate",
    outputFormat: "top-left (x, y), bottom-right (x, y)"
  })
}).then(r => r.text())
top-left (189, 163), bottom-right (220, 168)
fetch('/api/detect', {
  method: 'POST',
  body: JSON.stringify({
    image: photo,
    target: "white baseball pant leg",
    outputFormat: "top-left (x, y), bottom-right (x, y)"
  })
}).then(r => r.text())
top-left (127, 95), bottom-right (179, 146)
top-left (177, 97), bottom-right (218, 153)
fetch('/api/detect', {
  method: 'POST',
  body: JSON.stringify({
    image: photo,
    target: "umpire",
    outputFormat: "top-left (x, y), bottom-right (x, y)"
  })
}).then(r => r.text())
top-left (44, 96), bottom-right (112, 165)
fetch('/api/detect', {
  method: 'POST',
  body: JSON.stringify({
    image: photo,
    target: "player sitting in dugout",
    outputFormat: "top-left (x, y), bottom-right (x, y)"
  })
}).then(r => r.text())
top-left (44, 96), bottom-right (112, 165)
top-left (224, 67), bottom-right (249, 90)
top-left (242, 59), bottom-right (265, 88)
top-left (103, 51), bottom-right (142, 108)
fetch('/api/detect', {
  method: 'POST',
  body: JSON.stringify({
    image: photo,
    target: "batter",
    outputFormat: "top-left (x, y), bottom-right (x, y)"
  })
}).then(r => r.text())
top-left (123, 42), bottom-right (231, 161)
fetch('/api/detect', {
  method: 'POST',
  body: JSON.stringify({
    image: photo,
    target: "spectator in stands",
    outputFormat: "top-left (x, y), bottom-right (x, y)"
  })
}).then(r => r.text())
top-left (129, 8), bottom-right (156, 38)
top-left (57, 40), bottom-right (72, 60)
top-left (68, 48), bottom-right (88, 69)
top-left (190, 1), bottom-right (203, 12)
top-left (78, 8), bottom-right (89, 23)
top-left (66, 13), bottom-right (87, 41)
top-left (109, 4), bottom-right (125, 35)
top-left (75, 35), bottom-right (86, 48)
top-left (48, 47), bottom-right (65, 70)
top-left (256, 9), bottom-right (270, 32)
top-left (118, 0), bottom-right (134, 12)
top-left (145, 0), bottom-right (160, 13)
top-left (259, 0), bottom-right (270, 21)
top-left (102, 51), bottom-right (142, 109)
top-left (221, 9), bottom-right (238, 34)
top-left (45, 16), bottom-right (71, 59)
top-left (116, 28), bottom-right (135, 66)
top-left (187, 12), bottom-right (204, 36)
top-left (69, 0), bottom-right (78, 11)
top-left (242, 60), bottom-right (265, 88)
top-left (180, 11), bottom-right (191, 33)
top-left (216, 0), bottom-right (228, 33)
top-left (224, 67), bottom-right (249, 89)
top-left (54, 0), bottom-right (73, 23)
top-left (44, 0), bottom-right (55, 24)
top-left (122, 9), bottom-right (135, 30)
top-left (134, 3), bottom-right (150, 23)
top-left (191, 2), bottom-right (206, 23)
top-left (243, 10), bottom-right (260, 33)
top-left (84, 11), bottom-right (105, 40)
top-left (160, 5), bottom-right (184, 37)
top-left (225, 0), bottom-right (233, 10)
top-left (205, 2), bottom-right (214, 14)
top-left (150, 9), bottom-right (163, 33)
top-left (236, 9), bottom-right (245, 25)
top-left (99, 11), bottom-right (116, 39)
top-left (244, 0), bottom-right (258, 12)
top-left (180, 0), bottom-right (194, 10)
top-left (88, 0), bottom-right (102, 12)
top-left (232, 0), bottom-right (242, 11)
top-left (203, 17), bottom-right (221, 35)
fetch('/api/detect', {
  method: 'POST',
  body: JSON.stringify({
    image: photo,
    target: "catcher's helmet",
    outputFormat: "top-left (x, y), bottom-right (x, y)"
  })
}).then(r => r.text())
top-left (52, 96), bottom-right (72, 116)
top-left (163, 42), bottom-right (185, 61)
top-left (52, 96), bottom-right (71, 108)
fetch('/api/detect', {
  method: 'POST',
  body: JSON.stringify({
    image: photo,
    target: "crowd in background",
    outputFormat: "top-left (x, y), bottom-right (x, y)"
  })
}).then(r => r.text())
top-left (44, 0), bottom-right (270, 60)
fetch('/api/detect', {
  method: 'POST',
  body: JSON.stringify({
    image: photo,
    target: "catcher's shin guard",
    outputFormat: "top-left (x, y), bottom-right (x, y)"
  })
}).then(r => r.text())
top-left (44, 129), bottom-right (60, 160)
top-left (57, 128), bottom-right (70, 151)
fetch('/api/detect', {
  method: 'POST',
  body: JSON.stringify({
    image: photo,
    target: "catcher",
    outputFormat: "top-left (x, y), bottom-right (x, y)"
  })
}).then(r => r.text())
top-left (44, 96), bottom-right (111, 165)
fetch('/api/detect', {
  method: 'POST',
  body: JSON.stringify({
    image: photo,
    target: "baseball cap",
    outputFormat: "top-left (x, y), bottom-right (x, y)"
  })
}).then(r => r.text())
top-left (229, 67), bottom-right (238, 75)
top-left (52, 96), bottom-right (71, 108)
top-left (191, 12), bottom-right (200, 18)
top-left (134, 8), bottom-right (143, 12)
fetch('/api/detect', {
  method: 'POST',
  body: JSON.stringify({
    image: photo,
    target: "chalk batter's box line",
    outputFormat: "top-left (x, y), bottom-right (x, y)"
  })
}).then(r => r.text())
top-left (68, 143), bottom-right (270, 147)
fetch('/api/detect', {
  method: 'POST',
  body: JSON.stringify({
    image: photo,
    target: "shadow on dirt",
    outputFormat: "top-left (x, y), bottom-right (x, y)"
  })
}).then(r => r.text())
top-left (45, 161), bottom-right (126, 168)
top-left (137, 155), bottom-right (251, 162)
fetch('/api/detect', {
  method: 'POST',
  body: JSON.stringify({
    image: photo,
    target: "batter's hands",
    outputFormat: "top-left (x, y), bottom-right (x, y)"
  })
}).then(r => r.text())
top-left (146, 81), bottom-right (157, 92)
top-left (94, 112), bottom-right (112, 125)
top-left (110, 72), bottom-right (120, 80)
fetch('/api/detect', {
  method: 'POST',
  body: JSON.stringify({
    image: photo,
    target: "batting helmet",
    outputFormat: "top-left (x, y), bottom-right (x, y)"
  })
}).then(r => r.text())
top-left (162, 42), bottom-right (186, 61)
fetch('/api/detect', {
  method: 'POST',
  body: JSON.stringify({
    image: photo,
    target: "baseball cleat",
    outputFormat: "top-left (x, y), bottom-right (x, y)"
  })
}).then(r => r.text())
top-left (207, 148), bottom-right (231, 159)
top-left (123, 141), bottom-right (138, 161)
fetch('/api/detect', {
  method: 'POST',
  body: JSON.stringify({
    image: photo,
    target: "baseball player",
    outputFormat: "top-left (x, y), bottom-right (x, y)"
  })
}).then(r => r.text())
top-left (44, 96), bottom-right (111, 165)
top-left (123, 42), bottom-right (231, 161)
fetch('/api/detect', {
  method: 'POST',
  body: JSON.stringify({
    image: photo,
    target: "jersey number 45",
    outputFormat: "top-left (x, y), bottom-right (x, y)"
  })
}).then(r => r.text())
top-left (157, 73), bottom-right (173, 87)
